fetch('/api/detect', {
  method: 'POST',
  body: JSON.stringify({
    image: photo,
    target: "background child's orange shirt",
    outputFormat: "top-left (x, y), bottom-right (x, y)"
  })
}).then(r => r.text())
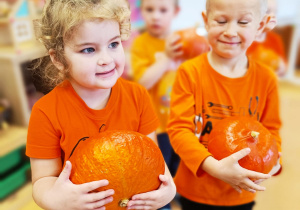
top-left (26, 78), bottom-right (160, 161)
top-left (131, 32), bottom-right (175, 134)
top-left (247, 30), bottom-right (287, 62)
top-left (167, 53), bottom-right (282, 206)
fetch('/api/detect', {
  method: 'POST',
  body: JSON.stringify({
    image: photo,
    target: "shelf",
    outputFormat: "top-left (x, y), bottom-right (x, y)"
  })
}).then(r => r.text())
top-left (0, 126), bottom-right (27, 157)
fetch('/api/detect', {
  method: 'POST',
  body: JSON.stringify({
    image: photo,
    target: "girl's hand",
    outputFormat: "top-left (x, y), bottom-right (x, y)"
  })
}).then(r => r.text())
top-left (126, 174), bottom-right (176, 210)
top-left (204, 148), bottom-right (271, 193)
top-left (45, 161), bottom-right (114, 210)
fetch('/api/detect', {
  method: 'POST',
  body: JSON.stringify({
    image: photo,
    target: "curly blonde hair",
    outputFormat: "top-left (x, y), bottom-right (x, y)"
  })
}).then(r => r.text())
top-left (32, 0), bottom-right (131, 90)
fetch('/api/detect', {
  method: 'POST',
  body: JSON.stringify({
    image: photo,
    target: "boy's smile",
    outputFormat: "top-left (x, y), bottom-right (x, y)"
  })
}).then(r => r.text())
top-left (203, 0), bottom-right (265, 59)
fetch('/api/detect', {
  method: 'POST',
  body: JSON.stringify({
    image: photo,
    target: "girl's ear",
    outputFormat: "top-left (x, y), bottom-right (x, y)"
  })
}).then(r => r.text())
top-left (49, 49), bottom-right (64, 70)
top-left (202, 11), bottom-right (209, 32)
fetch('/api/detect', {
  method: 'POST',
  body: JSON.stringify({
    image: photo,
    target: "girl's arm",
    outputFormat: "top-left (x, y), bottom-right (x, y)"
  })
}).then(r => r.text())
top-left (31, 158), bottom-right (114, 210)
top-left (126, 131), bottom-right (176, 210)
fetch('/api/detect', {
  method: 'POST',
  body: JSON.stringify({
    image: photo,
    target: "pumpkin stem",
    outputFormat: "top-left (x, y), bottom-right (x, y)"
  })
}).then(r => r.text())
top-left (250, 131), bottom-right (260, 139)
top-left (119, 199), bottom-right (129, 207)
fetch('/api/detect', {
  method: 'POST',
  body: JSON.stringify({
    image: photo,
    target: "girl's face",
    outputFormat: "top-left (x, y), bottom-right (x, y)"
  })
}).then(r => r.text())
top-left (63, 19), bottom-right (125, 91)
top-left (203, 0), bottom-right (265, 59)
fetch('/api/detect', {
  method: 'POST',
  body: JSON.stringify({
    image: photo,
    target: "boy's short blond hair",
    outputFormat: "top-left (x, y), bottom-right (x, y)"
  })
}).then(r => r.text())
top-left (206, 0), bottom-right (268, 18)
top-left (33, 0), bottom-right (131, 89)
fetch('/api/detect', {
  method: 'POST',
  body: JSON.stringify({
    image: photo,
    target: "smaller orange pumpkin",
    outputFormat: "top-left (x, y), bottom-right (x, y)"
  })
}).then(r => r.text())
top-left (208, 116), bottom-right (278, 174)
top-left (68, 130), bottom-right (165, 210)
top-left (249, 45), bottom-right (281, 72)
top-left (175, 27), bottom-right (210, 60)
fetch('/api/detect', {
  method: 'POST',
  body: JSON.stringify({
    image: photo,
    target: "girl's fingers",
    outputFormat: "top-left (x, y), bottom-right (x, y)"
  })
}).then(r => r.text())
top-left (84, 189), bottom-right (115, 203)
top-left (59, 161), bottom-right (72, 181)
top-left (80, 180), bottom-right (109, 193)
top-left (85, 196), bottom-right (113, 209)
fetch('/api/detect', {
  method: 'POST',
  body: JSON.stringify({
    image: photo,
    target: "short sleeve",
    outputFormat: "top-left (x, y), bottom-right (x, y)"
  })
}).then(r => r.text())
top-left (26, 104), bottom-right (61, 159)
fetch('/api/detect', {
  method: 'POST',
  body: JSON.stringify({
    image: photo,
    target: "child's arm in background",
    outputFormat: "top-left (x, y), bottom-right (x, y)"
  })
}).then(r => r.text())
top-left (131, 34), bottom-right (183, 90)
top-left (126, 131), bottom-right (176, 210)
top-left (30, 158), bottom-right (114, 210)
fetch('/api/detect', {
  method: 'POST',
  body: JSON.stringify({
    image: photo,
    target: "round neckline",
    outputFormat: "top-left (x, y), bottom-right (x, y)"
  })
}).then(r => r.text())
top-left (204, 54), bottom-right (253, 84)
top-left (63, 80), bottom-right (119, 120)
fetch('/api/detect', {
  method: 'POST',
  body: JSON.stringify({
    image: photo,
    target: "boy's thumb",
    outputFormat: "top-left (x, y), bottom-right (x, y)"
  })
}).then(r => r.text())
top-left (232, 148), bottom-right (251, 161)
top-left (59, 160), bottom-right (72, 181)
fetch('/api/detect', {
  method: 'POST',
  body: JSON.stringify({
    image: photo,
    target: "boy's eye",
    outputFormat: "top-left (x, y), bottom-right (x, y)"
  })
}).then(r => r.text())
top-left (109, 42), bottom-right (119, 49)
top-left (217, 21), bottom-right (226, 24)
top-left (81, 48), bottom-right (95, 53)
top-left (239, 21), bottom-right (248, 25)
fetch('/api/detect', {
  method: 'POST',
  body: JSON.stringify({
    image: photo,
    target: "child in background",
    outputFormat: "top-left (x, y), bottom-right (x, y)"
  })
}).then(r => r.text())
top-left (167, 0), bottom-right (282, 209)
top-left (25, 0), bottom-right (176, 209)
top-left (247, 0), bottom-right (287, 77)
top-left (130, 0), bottom-right (181, 180)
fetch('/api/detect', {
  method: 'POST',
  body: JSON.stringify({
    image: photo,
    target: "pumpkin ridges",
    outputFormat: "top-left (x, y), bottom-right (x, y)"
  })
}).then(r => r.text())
top-left (208, 116), bottom-right (278, 174)
top-left (69, 130), bottom-right (164, 210)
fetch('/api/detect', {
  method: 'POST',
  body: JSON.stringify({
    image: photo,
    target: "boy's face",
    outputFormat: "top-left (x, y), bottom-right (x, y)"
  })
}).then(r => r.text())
top-left (141, 0), bottom-right (179, 38)
top-left (203, 0), bottom-right (265, 59)
top-left (62, 19), bottom-right (125, 90)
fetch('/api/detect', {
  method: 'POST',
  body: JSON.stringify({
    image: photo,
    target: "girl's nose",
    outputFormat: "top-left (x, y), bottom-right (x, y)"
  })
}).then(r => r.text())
top-left (97, 51), bottom-right (113, 66)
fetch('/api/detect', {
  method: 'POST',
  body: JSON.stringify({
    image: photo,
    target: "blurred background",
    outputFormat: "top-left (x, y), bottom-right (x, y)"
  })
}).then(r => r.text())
top-left (0, 0), bottom-right (299, 209)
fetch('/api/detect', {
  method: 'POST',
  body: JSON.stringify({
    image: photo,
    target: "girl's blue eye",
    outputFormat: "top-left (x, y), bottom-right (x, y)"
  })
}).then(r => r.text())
top-left (109, 42), bottom-right (119, 49)
top-left (81, 48), bottom-right (95, 53)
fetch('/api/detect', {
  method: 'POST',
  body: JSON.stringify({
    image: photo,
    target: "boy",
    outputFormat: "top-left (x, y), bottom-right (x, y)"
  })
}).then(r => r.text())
top-left (167, 0), bottom-right (282, 209)
top-left (247, 0), bottom-right (287, 77)
top-left (130, 0), bottom-right (181, 180)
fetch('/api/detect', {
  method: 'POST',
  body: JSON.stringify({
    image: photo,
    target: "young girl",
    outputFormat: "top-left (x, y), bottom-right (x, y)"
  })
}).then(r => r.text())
top-left (26, 0), bottom-right (176, 209)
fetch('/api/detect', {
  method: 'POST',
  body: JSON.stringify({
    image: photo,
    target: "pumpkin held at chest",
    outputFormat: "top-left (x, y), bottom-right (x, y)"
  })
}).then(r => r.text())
top-left (175, 27), bottom-right (210, 60)
top-left (207, 116), bottom-right (278, 174)
top-left (68, 130), bottom-right (165, 209)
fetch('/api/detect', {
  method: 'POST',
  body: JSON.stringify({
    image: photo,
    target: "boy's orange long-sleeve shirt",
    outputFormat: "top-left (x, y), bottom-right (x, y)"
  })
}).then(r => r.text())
top-left (167, 53), bottom-right (281, 206)
top-left (26, 78), bottom-right (159, 161)
top-left (131, 32), bottom-right (175, 133)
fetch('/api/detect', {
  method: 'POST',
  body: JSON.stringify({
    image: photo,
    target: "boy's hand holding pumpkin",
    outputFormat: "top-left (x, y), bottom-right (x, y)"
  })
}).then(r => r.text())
top-left (202, 148), bottom-right (271, 194)
top-left (44, 161), bottom-right (115, 210)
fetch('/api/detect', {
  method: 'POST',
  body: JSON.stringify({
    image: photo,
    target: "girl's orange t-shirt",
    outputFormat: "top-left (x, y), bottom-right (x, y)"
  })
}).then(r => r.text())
top-left (26, 78), bottom-right (160, 161)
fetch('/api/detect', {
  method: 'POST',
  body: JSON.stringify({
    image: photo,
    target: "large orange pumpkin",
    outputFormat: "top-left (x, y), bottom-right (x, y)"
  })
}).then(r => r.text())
top-left (175, 27), bottom-right (210, 60)
top-left (207, 116), bottom-right (278, 174)
top-left (68, 130), bottom-right (165, 209)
